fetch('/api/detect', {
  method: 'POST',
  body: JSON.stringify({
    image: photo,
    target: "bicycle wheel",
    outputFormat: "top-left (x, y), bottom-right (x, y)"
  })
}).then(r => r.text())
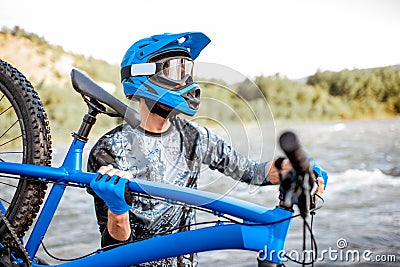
top-left (0, 59), bottom-right (52, 240)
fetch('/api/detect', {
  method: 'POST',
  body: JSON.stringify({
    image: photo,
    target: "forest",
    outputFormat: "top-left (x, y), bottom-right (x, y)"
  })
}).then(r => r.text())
top-left (198, 65), bottom-right (400, 125)
top-left (1, 26), bottom-right (399, 142)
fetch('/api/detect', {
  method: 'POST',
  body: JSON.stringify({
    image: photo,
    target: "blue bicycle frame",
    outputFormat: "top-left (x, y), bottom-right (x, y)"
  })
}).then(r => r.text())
top-left (0, 136), bottom-right (293, 267)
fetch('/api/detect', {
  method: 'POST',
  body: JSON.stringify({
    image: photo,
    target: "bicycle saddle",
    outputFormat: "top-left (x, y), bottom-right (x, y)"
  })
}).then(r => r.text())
top-left (70, 69), bottom-right (141, 128)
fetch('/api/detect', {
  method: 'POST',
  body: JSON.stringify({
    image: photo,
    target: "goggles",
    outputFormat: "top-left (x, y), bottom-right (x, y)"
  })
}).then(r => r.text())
top-left (121, 56), bottom-right (194, 88)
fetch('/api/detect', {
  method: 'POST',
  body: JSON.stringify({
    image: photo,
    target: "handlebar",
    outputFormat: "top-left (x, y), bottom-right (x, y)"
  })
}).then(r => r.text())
top-left (278, 131), bottom-right (315, 218)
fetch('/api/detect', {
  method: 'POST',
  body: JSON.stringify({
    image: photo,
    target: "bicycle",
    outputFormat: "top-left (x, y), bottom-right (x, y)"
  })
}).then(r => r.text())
top-left (0, 59), bottom-right (323, 267)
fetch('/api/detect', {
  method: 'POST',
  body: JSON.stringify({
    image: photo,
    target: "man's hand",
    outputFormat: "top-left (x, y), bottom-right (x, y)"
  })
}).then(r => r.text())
top-left (315, 177), bottom-right (324, 196)
top-left (267, 158), bottom-right (328, 197)
top-left (98, 165), bottom-right (133, 180)
top-left (90, 165), bottom-right (133, 215)
top-left (266, 158), bottom-right (292, 184)
top-left (91, 165), bottom-right (133, 242)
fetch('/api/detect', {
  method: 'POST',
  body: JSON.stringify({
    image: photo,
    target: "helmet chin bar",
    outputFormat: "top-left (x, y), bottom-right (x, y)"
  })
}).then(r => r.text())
top-left (144, 99), bottom-right (178, 118)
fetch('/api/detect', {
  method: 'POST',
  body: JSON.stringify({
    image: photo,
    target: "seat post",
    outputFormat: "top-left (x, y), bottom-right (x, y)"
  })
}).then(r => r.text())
top-left (73, 102), bottom-right (100, 143)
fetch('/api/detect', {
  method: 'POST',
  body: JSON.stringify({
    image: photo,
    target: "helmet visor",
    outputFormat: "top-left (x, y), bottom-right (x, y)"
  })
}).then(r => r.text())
top-left (155, 57), bottom-right (194, 87)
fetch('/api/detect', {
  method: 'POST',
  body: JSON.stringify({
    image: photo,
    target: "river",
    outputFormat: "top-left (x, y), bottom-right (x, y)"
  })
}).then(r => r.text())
top-left (32, 117), bottom-right (400, 266)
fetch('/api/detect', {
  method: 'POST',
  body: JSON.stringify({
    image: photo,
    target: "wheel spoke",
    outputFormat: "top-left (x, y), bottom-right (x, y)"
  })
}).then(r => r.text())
top-left (0, 105), bottom-right (12, 116)
top-left (0, 176), bottom-right (18, 208)
top-left (0, 180), bottom-right (17, 188)
top-left (0, 174), bottom-right (21, 181)
top-left (0, 135), bottom-right (22, 148)
top-left (0, 120), bottom-right (19, 140)
top-left (0, 197), bottom-right (10, 205)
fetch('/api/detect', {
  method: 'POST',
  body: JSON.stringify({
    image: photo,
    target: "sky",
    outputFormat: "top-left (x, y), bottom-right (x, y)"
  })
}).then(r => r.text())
top-left (1, 0), bottom-right (400, 79)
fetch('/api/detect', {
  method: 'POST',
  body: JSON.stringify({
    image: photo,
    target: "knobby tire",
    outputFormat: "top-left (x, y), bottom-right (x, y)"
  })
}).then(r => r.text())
top-left (0, 59), bottom-right (52, 242)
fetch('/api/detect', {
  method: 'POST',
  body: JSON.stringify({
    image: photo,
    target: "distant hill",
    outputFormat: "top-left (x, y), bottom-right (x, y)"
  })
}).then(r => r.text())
top-left (0, 26), bottom-right (125, 142)
top-left (0, 26), bottom-right (121, 93)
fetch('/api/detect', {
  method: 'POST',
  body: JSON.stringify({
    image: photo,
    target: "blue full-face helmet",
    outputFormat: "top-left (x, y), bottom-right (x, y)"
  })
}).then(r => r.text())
top-left (121, 32), bottom-right (211, 116)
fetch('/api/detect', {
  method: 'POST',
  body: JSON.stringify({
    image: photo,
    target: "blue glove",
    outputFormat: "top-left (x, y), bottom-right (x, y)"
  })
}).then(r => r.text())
top-left (90, 173), bottom-right (132, 214)
top-left (310, 159), bottom-right (328, 190)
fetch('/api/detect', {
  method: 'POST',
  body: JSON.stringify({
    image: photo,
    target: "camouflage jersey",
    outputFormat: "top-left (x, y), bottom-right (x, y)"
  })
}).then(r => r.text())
top-left (87, 116), bottom-right (270, 266)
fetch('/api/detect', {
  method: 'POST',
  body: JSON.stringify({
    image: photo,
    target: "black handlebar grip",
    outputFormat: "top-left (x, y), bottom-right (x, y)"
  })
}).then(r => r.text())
top-left (279, 131), bottom-right (310, 174)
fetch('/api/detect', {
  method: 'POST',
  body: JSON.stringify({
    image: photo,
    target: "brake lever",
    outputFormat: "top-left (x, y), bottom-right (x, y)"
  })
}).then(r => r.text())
top-left (309, 170), bottom-right (320, 215)
top-left (278, 168), bottom-right (296, 211)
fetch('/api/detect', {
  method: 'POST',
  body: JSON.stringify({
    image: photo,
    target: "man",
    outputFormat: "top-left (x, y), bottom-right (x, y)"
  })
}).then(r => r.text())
top-left (88, 31), bottom-right (327, 266)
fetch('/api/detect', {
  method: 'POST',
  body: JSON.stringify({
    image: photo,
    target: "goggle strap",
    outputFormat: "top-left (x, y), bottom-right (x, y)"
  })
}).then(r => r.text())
top-left (121, 63), bottom-right (164, 81)
top-left (120, 65), bottom-right (131, 81)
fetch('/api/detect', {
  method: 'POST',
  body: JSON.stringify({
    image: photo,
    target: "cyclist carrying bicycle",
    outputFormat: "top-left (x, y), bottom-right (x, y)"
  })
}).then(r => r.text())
top-left (87, 31), bottom-right (327, 267)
